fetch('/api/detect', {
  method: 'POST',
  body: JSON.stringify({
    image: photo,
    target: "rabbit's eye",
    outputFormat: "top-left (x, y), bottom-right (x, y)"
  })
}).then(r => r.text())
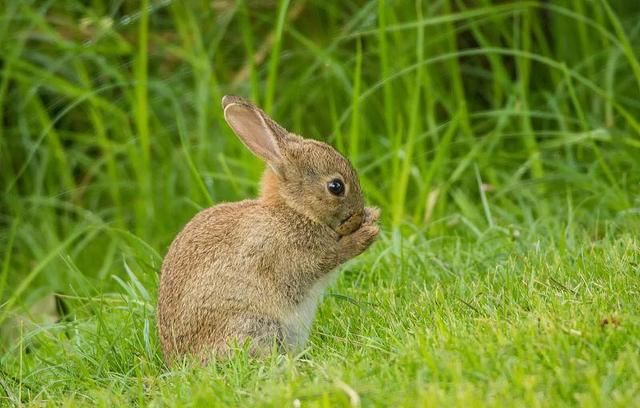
top-left (327, 179), bottom-right (345, 196)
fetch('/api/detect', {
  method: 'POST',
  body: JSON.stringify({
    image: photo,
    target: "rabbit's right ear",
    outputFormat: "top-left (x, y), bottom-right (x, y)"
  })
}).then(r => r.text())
top-left (222, 96), bottom-right (287, 165)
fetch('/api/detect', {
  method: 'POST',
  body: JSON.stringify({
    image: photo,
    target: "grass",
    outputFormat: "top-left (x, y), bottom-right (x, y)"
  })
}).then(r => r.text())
top-left (1, 0), bottom-right (640, 406)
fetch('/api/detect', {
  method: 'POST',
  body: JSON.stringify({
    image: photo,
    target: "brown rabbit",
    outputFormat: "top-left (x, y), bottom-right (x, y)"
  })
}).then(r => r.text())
top-left (157, 96), bottom-right (379, 362)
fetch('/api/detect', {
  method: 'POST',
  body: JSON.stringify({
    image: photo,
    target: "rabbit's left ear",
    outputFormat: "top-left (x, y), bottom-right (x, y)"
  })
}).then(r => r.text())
top-left (222, 96), bottom-right (288, 165)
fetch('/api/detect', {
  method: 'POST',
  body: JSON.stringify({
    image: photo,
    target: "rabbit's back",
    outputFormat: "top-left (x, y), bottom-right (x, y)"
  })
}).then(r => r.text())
top-left (158, 200), bottom-right (279, 357)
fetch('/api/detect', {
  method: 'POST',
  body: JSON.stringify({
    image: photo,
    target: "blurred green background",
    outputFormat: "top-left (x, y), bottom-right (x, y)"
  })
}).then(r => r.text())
top-left (1, 0), bottom-right (640, 404)
top-left (2, 0), bottom-right (639, 303)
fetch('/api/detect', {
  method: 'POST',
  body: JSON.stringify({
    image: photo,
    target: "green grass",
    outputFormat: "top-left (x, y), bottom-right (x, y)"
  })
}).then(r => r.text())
top-left (1, 0), bottom-right (640, 406)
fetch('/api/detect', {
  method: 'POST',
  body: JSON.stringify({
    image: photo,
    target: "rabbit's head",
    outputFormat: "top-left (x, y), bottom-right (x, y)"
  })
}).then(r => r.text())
top-left (222, 96), bottom-right (365, 236)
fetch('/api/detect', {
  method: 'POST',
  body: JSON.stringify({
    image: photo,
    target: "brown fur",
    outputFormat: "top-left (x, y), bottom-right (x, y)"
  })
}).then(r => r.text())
top-left (157, 96), bottom-right (379, 362)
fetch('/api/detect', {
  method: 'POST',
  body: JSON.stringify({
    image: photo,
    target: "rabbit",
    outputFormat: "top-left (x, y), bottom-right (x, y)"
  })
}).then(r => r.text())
top-left (157, 95), bottom-right (380, 362)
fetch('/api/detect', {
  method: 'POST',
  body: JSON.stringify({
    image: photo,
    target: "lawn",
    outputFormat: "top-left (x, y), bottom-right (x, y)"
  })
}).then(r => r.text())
top-left (1, 0), bottom-right (640, 406)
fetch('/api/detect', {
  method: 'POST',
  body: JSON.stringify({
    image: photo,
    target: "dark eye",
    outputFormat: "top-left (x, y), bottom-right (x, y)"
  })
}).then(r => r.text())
top-left (327, 179), bottom-right (345, 196)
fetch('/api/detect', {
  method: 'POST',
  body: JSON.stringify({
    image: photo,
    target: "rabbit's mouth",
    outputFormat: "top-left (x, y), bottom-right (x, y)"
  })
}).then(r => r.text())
top-left (334, 210), bottom-right (364, 237)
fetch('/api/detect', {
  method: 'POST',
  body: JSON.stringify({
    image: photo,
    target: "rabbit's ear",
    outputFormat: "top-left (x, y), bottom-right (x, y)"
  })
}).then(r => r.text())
top-left (222, 96), bottom-right (287, 164)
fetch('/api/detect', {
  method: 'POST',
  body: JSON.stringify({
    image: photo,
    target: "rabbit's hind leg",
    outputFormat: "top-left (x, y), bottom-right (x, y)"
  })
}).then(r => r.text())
top-left (231, 314), bottom-right (285, 358)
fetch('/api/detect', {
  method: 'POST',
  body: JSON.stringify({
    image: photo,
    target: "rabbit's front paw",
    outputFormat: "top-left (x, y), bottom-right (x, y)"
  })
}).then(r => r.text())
top-left (338, 207), bottom-right (380, 259)
top-left (364, 207), bottom-right (380, 224)
top-left (354, 223), bottom-right (380, 253)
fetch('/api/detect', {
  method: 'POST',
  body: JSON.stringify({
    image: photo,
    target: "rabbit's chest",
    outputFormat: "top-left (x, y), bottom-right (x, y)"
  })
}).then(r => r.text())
top-left (280, 270), bottom-right (339, 349)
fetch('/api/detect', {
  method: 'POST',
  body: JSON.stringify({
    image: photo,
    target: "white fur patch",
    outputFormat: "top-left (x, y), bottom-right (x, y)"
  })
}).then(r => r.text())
top-left (281, 270), bottom-right (340, 350)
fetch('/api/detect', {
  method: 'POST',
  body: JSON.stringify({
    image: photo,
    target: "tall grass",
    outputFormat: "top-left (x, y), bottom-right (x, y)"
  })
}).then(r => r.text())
top-left (1, 0), bottom-right (639, 405)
